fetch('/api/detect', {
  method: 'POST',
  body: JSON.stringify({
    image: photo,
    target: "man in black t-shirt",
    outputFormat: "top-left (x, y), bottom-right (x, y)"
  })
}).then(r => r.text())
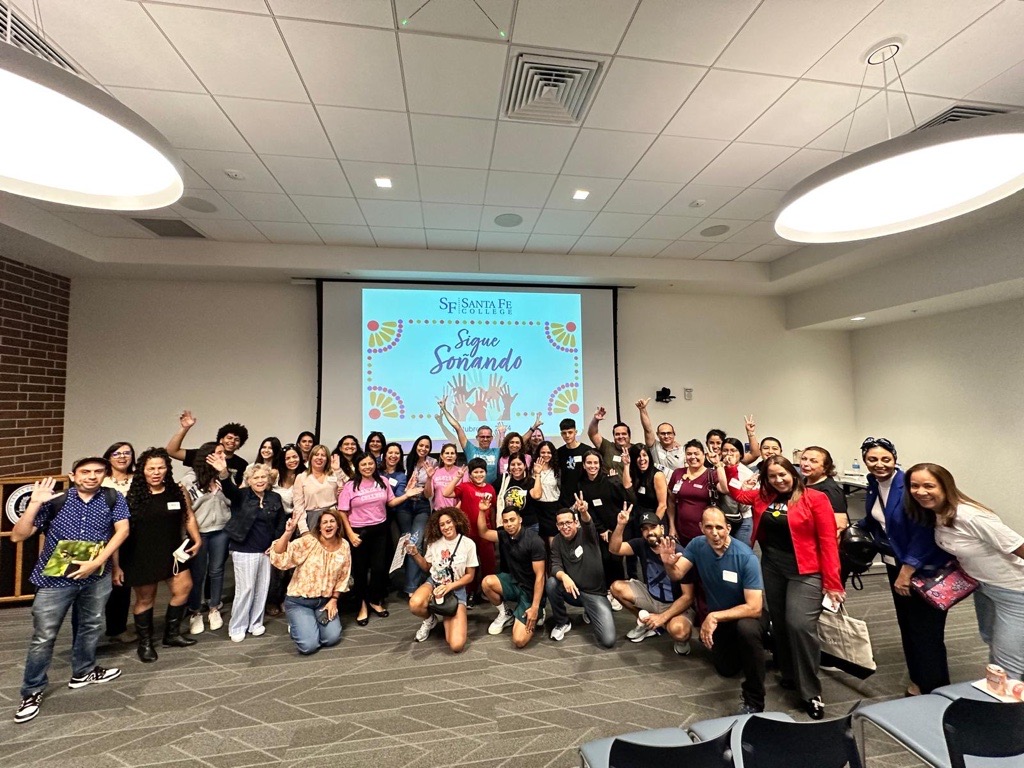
top-left (165, 410), bottom-right (249, 483)
top-left (556, 418), bottom-right (591, 505)
top-left (547, 507), bottom-right (615, 648)
top-left (476, 500), bottom-right (546, 649)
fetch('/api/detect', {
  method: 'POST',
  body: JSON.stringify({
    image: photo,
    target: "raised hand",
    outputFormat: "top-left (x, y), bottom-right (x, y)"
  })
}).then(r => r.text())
top-left (635, 397), bottom-right (650, 411)
top-left (616, 508), bottom-right (630, 527)
top-left (741, 475), bottom-right (758, 491)
top-left (573, 491), bottom-right (588, 513)
top-left (744, 414), bottom-right (756, 433)
top-left (330, 453), bottom-right (341, 472)
top-left (179, 410), bottom-right (197, 429)
top-left (425, 463), bottom-right (437, 479)
top-left (437, 395), bottom-right (448, 412)
top-left (206, 452), bottom-right (227, 474)
top-left (531, 413), bottom-right (543, 430)
top-left (479, 493), bottom-right (493, 512)
top-left (594, 406), bottom-right (607, 421)
top-left (283, 517), bottom-right (297, 536)
top-left (620, 446), bottom-right (630, 466)
top-left (29, 477), bottom-right (59, 505)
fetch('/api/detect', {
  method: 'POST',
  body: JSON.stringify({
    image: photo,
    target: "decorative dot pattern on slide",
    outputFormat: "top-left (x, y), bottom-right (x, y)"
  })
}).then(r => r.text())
top-left (366, 386), bottom-right (405, 420)
top-left (544, 322), bottom-right (578, 352)
top-left (547, 383), bottom-right (580, 416)
top-left (366, 319), bottom-right (404, 353)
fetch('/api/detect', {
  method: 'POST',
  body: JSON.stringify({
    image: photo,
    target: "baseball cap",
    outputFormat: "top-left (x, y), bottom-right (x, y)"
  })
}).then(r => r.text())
top-left (638, 511), bottom-right (662, 528)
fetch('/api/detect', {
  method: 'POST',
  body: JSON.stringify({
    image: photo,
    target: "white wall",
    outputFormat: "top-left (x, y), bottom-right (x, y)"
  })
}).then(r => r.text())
top-left (615, 292), bottom-right (859, 467)
top-left (851, 298), bottom-right (1024, 530)
top-left (64, 279), bottom-right (318, 466)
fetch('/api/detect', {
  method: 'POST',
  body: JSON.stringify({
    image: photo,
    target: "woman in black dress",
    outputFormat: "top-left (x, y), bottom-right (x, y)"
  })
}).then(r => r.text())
top-left (122, 447), bottom-right (201, 663)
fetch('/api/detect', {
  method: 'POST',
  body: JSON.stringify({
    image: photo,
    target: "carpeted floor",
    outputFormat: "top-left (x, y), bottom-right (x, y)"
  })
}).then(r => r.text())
top-left (0, 567), bottom-right (990, 768)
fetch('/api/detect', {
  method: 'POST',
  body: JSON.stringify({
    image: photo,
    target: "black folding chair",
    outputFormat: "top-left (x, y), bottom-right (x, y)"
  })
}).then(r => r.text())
top-left (608, 725), bottom-right (734, 768)
top-left (943, 697), bottom-right (1024, 768)
top-left (739, 707), bottom-right (863, 768)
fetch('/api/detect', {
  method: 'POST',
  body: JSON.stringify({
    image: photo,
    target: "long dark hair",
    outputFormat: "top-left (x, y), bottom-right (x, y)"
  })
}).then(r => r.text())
top-left (499, 431), bottom-right (524, 459)
top-left (348, 454), bottom-right (385, 491)
top-left (757, 456), bottom-right (804, 502)
top-left (581, 449), bottom-right (605, 480)
top-left (127, 447), bottom-right (185, 511)
top-left (406, 434), bottom-right (433, 478)
top-left (382, 442), bottom-right (405, 474)
top-left (102, 442), bottom-right (136, 475)
top-left (274, 444), bottom-right (306, 486)
top-left (255, 436), bottom-right (282, 467)
top-left (364, 431), bottom-right (386, 458)
top-left (903, 462), bottom-right (992, 528)
top-left (533, 440), bottom-right (560, 478)
top-left (192, 441), bottom-right (222, 491)
top-left (628, 443), bottom-right (656, 486)
top-left (333, 435), bottom-right (362, 478)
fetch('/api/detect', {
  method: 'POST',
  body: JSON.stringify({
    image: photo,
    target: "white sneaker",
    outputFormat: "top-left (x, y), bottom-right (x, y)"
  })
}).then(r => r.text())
top-left (607, 592), bottom-right (623, 611)
top-left (537, 608), bottom-right (546, 627)
top-left (249, 625), bottom-right (266, 637)
top-left (549, 623), bottom-right (572, 642)
top-left (189, 613), bottom-right (205, 636)
top-left (488, 604), bottom-right (514, 635)
top-left (673, 640), bottom-right (691, 656)
top-left (627, 622), bottom-right (656, 642)
top-left (208, 608), bottom-right (223, 630)
top-left (415, 615), bottom-right (438, 642)
top-left (230, 633), bottom-right (245, 643)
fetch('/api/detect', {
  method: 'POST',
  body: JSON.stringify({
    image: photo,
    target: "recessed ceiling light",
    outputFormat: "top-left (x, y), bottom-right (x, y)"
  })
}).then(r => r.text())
top-left (374, 177), bottom-right (392, 188)
top-left (494, 213), bottom-right (523, 227)
top-left (572, 189), bottom-right (590, 200)
top-left (850, 316), bottom-right (867, 322)
top-left (700, 224), bottom-right (730, 237)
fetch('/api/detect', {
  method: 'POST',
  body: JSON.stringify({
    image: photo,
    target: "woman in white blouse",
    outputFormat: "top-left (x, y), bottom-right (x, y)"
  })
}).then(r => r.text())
top-left (904, 463), bottom-right (1024, 681)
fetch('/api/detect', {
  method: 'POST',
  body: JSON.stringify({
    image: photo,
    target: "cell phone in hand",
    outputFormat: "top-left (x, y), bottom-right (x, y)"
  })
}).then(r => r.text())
top-left (821, 595), bottom-right (839, 613)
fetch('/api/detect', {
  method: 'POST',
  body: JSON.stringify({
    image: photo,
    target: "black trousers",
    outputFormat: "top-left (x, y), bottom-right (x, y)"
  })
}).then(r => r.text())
top-left (350, 522), bottom-right (390, 606)
top-left (886, 563), bottom-right (949, 692)
top-left (104, 582), bottom-right (132, 636)
top-left (711, 611), bottom-right (769, 709)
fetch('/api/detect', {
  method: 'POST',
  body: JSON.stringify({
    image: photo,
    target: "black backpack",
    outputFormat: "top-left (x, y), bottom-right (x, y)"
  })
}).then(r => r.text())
top-left (840, 525), bottom-right (878, 590)
top-left (41, 487), bottom-right (120, 534)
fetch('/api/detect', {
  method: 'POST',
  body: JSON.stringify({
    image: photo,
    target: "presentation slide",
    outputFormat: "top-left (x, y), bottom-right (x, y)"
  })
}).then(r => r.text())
top-left (320, 282), bottom-right (617, 448)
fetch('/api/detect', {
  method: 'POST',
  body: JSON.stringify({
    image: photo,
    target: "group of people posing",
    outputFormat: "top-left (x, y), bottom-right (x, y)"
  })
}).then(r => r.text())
top-left (10, 399), bottom-right (1024, 728)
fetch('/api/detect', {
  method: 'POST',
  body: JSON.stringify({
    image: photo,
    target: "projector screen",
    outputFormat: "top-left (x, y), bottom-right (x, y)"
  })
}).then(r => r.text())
top-left (319, 281), bottom-right (618, 448)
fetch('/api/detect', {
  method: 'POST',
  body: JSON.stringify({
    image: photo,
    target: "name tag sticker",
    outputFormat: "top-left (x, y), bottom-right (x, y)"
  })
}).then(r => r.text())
top-left (729, 478), bottom-right (742, 489)
top-left (693, 484), bottom-right (703, 489)
top-left (672, 482), bottom-right (682, 493)
top-left (592, 498), bottom-right (603, 507)
top-left (574, 545), bottom-right (584, 558)
top-left (388, 477), bottom-right (397, 487)
top-left (167, 501), bottom-right (181, 510)
top-left (638, 487), bottom-right (647, 495)
top-left (882, 554), bottom-right (897, 567)
top-left (723, 570), bottom-right (738, 583)
top-left (612, 455), bottom-right (622, 463)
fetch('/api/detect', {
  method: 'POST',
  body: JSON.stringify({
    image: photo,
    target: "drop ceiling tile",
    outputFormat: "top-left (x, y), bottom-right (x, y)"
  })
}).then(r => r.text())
top-left (370, 227), bottom-right (428, 248)
top-left (656, 240), bottom-right (713, 259)
top-left (737, 243), bottom-right (800, 262)
top-left (604, 181), bottom-right (683, 214)
top-left (268, 0), bottom-right (395, 26)
top-left (426, 229), bottom-right (479, 250)
top-left (394, 0), bottom-right (514, 38)
top-left (479, 206), bottom-right (540, 232)
top-left (313, 224), bottom-right (377, 246)
top-left (484, 172), bottom-right (556, 207)
top-left (696, 242), bottom-right (756, 261)
top-left (545, 176), bottom-right (624, 211)
top-left (513, 0), bottom-right (637, 53)
top-left (279, 19), bottom-right (405, 110)
top-left (533, 209), bottom-right (598, 236)
top-left (752, 148), bottom-right (842, 191)
top-left (320, 107), bottom-right (415, 164)
top-left (261, 156), bottom-right (353, 197)
top-left (171, 189), bottom-right (242, 220)
top-left (691, 143), bottom-right (796, 187)
top-left (107, 88), bottom-right (247, 152)
top-left (147, 0), bottom-right (268, 11)
top-left (148, 5), bottom-right (306, 100)
top-left (806, 0), bottom-right (1000, 86)
top-left (189, 219), bottom-right (268, 242)
top-left (658, 184), bottom-right (743, 217)
top-left (740, 81), bottom-right (866, 148)
top-left (490, 123), bottom-right (579, 174)
top-left (253, 221), bottom-right (322, 244)
top-left (34, 0), bottom-right (202, 91)
top-left (401, 35), bottom-right (506, 119)
top-left (418, 167), bottom-right (489, 205)
top-left (179, 150), bottom-right (283, 193)
top-left (633, 215), bottom-right (702, 240)
top-left (561, 130), bottom-right (656, 179)
top-left (182, 166), bottom-right (212, 189)
top-left (57, 213), bottom-right (153, 239)
top-left (682, 218), bottom-right (753, 241)
top-left (585, 59), bottom-right (705, 133)
top-left (726, 221), bottom-right (781, 245)
top-left (422, 204), bottom-right (484, 230)
top-left (968, 58), bottom-right (1024, 107)
top-left (342, 162), bottom-right (420, 201)
top-left (716, 0), bottom-right (878, 77)
top-left (618, 0), bottom-right (760, 66)
top-left (217, 98), bottom-right (334, 158)
top-left (807, 92), bottom-right (955, 154)
top-left (664, 70), bottom-right (795, 141)
top-left (525, 234), bottom-right (579, 254)
top-left (583, 212), bottom-right (649, 238)
top-left (571, 236), bottom-right (627, 256)
top-left (477, 232), bottom-right (529, 252)
top-left (629, 136), bottom-right (728, 183)
top-left (359, 200), bottom-right (424, 228)
top-left (219, 191), bottom-right (306, 222)
top-left (614, 239), bottom-right (673, 258)
top-left (712, 188), bottom-right (786, 221)
top-left (411, 115), bottom-right (495, 169)
top-left (290, 196), bottom-right (365, 225)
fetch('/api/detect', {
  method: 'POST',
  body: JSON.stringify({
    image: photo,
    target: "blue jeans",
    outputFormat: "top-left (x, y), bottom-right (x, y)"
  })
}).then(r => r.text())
top-left (187, 529), bottom-right (229, 613)
top-left (285, 596), bottom-right (342, 655)
top-left (735, 517), bottom-right (753, 547)
top-left (22, 574), bottom-right (112, 697)
top-left (975, 582), bottom-right (1024, 680)
top-left (396, 502), bottom-right (430, 594)
top-left (545, 576), bottom-right (616, 649)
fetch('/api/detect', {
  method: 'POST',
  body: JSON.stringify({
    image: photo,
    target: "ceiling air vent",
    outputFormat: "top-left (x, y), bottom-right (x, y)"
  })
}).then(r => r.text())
top-left (132, 218), bottom-right (207, 238)
top-left (0, 1), bottom-right (78, 73)
top-left (504, 50), bottom-right (607, 125)
top-left (912, 105), bottom-right (1009, 132)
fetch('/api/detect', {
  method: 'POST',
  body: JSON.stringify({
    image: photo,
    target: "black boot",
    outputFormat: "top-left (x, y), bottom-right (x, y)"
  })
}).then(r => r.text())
top-left (162, 604), bottom-right (198, 647)
top-left (134, 609), bottom-right (158, 663)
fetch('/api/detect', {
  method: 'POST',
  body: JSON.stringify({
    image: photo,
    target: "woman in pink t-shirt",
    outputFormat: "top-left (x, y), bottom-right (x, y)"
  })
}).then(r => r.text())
top-left (424, 443), bottom-right (461, 511)
top-left (339, 455), bottom-right (423, 625)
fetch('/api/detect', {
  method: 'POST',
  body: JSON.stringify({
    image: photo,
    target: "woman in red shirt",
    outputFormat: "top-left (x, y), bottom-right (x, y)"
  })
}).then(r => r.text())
top-left (722, 455), bottom-right (844, 720)
top-left (668, 440), bottom-right (728, 545)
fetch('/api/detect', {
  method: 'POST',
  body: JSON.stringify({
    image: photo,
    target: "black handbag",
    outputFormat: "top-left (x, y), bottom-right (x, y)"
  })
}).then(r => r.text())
top-left (426, 536), bottom-right (462, 618)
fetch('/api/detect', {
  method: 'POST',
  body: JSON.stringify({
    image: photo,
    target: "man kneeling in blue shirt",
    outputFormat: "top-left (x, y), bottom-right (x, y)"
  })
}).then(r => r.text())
top-left (661, 507), bottom-right (768, 715)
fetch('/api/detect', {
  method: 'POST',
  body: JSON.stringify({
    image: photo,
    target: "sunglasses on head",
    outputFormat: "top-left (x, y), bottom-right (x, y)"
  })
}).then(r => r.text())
top-left (860, 436), bottom-right (896, 454)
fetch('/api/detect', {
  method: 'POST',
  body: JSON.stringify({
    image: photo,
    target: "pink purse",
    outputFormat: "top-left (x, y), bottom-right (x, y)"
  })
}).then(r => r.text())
top-left (910, 561), bottom-right (979, 611)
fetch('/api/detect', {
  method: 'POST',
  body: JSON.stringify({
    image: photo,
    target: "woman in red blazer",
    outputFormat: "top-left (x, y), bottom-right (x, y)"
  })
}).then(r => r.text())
top-left (720, 455), bottom-right (844, 720)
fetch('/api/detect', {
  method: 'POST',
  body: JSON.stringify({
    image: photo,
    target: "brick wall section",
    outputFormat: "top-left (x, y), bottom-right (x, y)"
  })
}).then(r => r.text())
top-left (0, 255), bottom-right (69, 477)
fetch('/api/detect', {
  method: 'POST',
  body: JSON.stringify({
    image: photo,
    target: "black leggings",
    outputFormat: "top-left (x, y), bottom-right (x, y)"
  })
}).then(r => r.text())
top-left (350, 522), bottom-right (390, 607)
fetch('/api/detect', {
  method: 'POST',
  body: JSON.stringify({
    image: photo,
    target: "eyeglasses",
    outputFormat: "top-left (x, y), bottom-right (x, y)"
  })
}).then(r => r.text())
top-left (556, 520), bottom-right (576, 528)
top-left (110, 451), bottom-right (132, 459)
top-left (860, 436), bottom-right (896, 454)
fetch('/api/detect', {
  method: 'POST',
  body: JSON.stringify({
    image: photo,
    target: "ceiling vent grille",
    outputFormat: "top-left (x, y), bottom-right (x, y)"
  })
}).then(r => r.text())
top-left (912, 105), bottom-right (1009, 132)
top-left (504, 50), bottom-right (607, 125)
top-left (0, 1), bottom-right (78, 73)
top-left (131, 218), bottom-right (207, 239)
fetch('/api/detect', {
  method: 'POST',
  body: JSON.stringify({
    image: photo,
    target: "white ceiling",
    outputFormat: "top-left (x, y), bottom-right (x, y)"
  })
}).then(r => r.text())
top-left (7, 0), bottom-right (1024, 266)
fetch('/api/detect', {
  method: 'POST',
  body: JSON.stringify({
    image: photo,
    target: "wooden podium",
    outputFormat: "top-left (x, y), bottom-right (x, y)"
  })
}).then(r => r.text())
top-left (1, 475), bottom-right (68, 607)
